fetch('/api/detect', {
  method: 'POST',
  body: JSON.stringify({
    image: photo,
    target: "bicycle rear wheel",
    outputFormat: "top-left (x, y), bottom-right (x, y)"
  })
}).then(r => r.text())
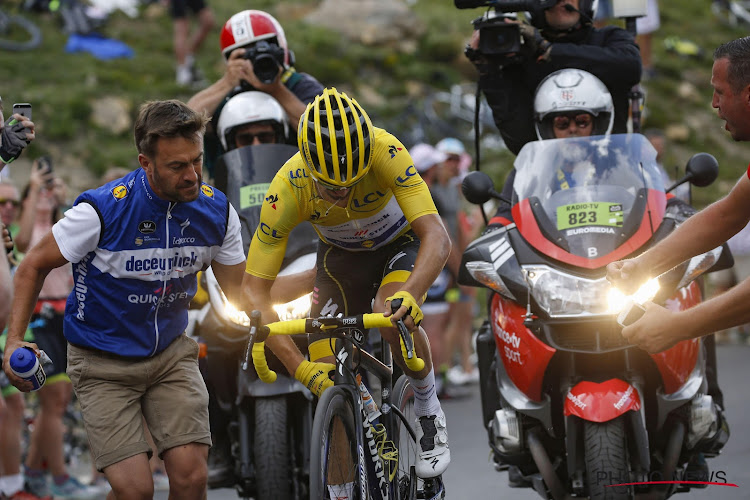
top-left (309, 386), bottom-right (365, 500)
top-left (0, 11), bottom-right (42, 51)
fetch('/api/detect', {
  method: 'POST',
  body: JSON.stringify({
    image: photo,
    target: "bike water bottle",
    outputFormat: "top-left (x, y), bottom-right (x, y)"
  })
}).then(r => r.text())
top-left (356, 373), bottom-right (381, 423)
top-left (9, 347), bottom-right (48, 391)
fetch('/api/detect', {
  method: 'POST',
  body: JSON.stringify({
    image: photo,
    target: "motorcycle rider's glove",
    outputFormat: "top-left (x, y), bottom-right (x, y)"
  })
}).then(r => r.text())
top-left (0, 115), bottom-right (31, 164)
top-left (518, 23), bottom-right (552, 62)
top-left (295, 360), bottom-right (335, 397)
top-left (385, 290), bottom-right (424, 327)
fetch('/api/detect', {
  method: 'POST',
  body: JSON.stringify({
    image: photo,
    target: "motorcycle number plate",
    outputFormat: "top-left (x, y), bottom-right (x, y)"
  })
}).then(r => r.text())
top-left (556, 202), bottom-right (624, 230)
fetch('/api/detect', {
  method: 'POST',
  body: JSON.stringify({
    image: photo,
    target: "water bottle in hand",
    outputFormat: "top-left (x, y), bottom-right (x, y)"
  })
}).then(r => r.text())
top-left (9, 347), bottom-right (50, 391)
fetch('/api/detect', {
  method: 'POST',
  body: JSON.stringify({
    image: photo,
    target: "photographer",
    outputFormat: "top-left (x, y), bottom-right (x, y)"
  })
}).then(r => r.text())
top-left (187, 9), bottom-right (324, 178)
top-left (464, 0), bottom-right (641, 155)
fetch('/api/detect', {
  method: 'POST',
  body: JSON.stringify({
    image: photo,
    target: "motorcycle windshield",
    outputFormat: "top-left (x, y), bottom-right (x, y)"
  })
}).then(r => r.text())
top-left (512, 134), bottom-right (666, 266)
top-left (214, 144), bottom-right (318, 261)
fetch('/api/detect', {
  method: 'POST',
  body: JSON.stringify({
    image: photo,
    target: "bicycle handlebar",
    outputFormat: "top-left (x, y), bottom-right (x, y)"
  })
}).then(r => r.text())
top-left (249, 312), bottom-right (425, 384)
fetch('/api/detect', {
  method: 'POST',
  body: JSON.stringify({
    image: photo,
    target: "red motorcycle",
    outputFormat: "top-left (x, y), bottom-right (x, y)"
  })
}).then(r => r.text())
top-left (458, 134), bottom-right (731, 500)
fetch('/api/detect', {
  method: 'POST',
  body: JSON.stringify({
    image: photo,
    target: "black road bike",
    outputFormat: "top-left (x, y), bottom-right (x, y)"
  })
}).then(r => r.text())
top-left (248, 308), bottom-right (446, 500)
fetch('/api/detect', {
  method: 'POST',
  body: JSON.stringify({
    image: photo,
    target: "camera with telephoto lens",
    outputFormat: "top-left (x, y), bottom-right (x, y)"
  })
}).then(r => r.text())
top-left (456, 0), bottom-right (556, 58)
top-left (244, 40), bottom-right (285, 84)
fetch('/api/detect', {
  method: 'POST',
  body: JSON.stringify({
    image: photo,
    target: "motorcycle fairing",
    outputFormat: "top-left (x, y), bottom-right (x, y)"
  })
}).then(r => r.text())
top-left (564, 379), bottom-right (642, 422)
top-left (649, 280), bottom-right (702, 394)
top-left (512, 189), bottom-right (666, 269)
top-left (491, 293), bottom-right (556, 401)
top-left (457, 224), bottom-right (527, 299)
top-left (511, 134), bottom-right (667, 269)
top-left (213, 144), bottom-right (318, 264)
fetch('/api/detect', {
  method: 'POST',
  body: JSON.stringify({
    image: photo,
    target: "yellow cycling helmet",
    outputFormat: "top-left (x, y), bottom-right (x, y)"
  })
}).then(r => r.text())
top-left (299, 87), bottom-right (374, 189)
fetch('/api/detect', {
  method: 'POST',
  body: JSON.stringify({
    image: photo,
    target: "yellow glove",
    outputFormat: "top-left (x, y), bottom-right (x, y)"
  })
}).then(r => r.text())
top-left (385, 291), bottom-right (424, 326)
top-left (295, 360), bottom-right (335, 397)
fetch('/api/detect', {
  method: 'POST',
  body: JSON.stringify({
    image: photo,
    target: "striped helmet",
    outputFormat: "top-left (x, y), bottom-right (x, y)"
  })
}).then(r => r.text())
top-left (298, 88), bottom-right (374, 189)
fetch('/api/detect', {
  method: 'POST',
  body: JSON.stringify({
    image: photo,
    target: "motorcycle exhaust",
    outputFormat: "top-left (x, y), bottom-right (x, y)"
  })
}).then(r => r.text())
top-left (687, 394), bottom-right (718, 448)
top-left (491, 408), bottom-right (522, 453)
top-left (527, 428), bottom-right (574, 500)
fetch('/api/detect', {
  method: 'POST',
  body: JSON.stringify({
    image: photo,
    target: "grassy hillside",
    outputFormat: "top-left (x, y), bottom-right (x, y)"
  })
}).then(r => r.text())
top-left (0, 0), bottom-right (748, 207)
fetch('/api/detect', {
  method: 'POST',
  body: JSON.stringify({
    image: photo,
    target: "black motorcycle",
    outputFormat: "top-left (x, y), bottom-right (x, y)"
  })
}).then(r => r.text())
top-left (196, 144), bottom-right (319, 500)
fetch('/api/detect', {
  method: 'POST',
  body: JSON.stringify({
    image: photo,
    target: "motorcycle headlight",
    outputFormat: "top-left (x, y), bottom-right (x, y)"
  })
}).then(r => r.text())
top-left (523, 266), bottom-right (659, 318)
top-left (606, 278), bottom-right (659, 314)
top-left (273, 293), bottom-right (313, 321)
top-left (465, 261), bottom-right (515, 299)
top-left (222, 295), bottom-right (250, 327)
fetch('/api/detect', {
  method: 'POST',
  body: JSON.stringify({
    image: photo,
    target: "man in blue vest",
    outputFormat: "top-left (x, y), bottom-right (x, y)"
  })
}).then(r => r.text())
top-left (2, 100), bottom-right (246, 499)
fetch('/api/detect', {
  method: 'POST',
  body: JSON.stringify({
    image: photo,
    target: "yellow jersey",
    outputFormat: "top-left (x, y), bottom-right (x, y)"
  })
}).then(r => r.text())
top-left (245, 128), bottom-right (438, 279)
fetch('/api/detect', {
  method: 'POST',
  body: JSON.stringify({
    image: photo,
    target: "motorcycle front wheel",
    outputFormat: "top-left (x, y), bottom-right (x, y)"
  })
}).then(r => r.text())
top-left (254, 396), bottom-right (292, 499)
top-left (584, 417), bottom-right (633, 500)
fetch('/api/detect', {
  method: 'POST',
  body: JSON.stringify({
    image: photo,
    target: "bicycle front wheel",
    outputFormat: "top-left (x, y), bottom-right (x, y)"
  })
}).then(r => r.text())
top-left (309, 386), bottom-right (366, 500)
top-left (392, 375), bottom-right (419, 499)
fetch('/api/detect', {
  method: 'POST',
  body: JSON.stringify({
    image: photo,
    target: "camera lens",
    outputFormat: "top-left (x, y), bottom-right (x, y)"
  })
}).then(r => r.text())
top-left (253, 54), bottom-right (280, 84)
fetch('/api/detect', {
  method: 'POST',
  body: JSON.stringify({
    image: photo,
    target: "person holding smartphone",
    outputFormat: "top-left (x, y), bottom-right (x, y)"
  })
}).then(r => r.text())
top-left (0, 98), bottom-right (35, 170)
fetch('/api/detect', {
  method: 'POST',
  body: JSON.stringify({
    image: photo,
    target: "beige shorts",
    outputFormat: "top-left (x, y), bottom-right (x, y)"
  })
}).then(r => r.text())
top-left (67, 334), bottom-right (211, 471)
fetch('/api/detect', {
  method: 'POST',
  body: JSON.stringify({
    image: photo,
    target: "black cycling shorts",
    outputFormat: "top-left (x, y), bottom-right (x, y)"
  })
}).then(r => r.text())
top-left (311, 230), bottom-right (421, 318)
top-left (170, 0), bottom-right (207, 18)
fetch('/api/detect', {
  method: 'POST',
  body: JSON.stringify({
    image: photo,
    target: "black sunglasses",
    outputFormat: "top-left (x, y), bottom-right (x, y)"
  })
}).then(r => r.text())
top-left (0, 198), bottom-right (20, 207)
top-left (552, 113), bottom-right (593, 130)
top-left (235, 131), bottom-right (276, 146)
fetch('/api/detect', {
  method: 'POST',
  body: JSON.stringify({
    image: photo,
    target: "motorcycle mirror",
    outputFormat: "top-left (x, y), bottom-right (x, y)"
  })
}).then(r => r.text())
top-left (666, 153), bottom-right (719, 192)
top-left (685, 153), bottom-right (719, 187)
top-left (462, 171), bottom-right (507, 205)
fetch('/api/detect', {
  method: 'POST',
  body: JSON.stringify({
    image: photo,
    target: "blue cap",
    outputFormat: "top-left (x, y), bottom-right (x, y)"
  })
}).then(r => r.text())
top-left (10, 347), bottom-right (36, 373)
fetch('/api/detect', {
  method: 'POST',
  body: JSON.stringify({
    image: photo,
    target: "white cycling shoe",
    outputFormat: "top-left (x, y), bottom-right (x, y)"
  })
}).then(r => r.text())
top-left (415, 409), bottom-right (451, 478)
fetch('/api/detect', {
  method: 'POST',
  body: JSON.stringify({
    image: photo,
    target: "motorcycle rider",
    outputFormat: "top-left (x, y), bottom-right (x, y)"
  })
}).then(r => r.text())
top-left (490, 68), bottom-right (613, 226)
top-left (204, 90), bottom-right (317, 487)
top-left (187, 9), bottom-right (324, 177)
top-left (217, 91), bottom-right (290, 151)
top-left (465, 0), bottom-right (641, 155)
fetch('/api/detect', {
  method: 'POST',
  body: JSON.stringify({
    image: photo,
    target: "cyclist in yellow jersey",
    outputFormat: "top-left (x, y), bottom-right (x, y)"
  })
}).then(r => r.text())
top-left (242, 88), bottom-right (452, 482)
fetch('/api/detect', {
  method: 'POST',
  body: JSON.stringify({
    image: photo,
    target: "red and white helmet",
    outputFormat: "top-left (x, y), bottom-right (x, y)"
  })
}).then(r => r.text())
top-left (219, 10), bottom-right (290, 64)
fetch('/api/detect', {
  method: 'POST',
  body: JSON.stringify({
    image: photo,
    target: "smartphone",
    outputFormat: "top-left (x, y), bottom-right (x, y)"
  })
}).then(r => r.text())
top-left (38, 155), bottom-right (53, 176)
top-left (617, 299), bottom-right (646, 328)
top-left (12, 103), bottom-right (32, 121)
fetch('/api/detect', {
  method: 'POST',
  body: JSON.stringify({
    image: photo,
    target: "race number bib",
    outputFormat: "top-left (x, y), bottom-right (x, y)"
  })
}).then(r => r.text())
top-left (556, 202), bottom-right (624, 230)
top-left (239, 183), bottom-right (272, 209)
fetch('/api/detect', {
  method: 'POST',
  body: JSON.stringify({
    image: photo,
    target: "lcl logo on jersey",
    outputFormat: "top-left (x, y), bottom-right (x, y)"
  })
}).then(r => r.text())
top-left (257, 222), bottom-right (283, 244)
top-left (388, 145), bottom-right (402, 158)
top-left (289, 167), bottom-right (310, 188)
top-left (395, 164), bottom-right (422, 188)
top-left (351, 190), bottom-right (387, 212)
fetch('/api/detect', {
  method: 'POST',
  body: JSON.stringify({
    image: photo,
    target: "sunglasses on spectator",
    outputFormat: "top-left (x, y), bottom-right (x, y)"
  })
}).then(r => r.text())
top-left (0, 198), bottom-right (20, 207)
top-left (552, 113), bottom-right (593, 130)
top-left (235, 131), bottom-right (276, 146)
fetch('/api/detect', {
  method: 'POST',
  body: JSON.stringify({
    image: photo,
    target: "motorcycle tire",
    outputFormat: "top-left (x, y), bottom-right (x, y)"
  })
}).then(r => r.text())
top-left (584, 417), bottom-right (633, 500)
top-left (309, 386), bottom-right (364, 499)
top-left (254, 397), bottom-right (292, 500)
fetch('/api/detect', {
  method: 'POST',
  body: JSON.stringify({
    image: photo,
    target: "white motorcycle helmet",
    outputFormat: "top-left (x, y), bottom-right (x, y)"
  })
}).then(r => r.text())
top-left (533, 68), bottom-right (614, 140)
top-left (217, 91), bottom-right (290, 151)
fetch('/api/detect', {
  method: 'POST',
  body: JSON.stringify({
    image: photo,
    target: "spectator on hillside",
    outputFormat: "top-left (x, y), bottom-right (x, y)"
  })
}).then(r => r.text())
top-left (171, 0), bottom-right (215, 87)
